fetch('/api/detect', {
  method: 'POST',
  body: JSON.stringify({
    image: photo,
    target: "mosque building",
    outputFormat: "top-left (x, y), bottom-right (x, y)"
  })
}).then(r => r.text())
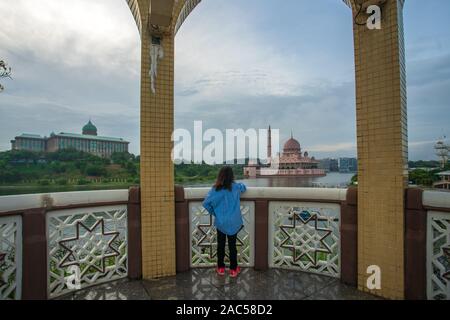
top-left (244, 126), bottom-right (326, 178)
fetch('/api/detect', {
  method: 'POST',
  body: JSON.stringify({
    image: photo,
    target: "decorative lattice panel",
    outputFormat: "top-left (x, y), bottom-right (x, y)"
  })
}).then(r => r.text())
top-left (269, 202), bottom-right (340, 278)
top-left (0, 216), bottom-right (22, 300)
top-left (427, 211), bottom-right (450, 300)
top-left (190, 201), bottom-right (254, 268)
top-left (47, 205), bottom-right (128, 299)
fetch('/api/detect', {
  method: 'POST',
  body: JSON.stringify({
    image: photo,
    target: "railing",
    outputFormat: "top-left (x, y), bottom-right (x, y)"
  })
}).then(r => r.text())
top-left (0, 215), bottom-right (22, 300)
top-left (181, 187), bottom-right (347, 280)
top-left (189, 201), bottom-right (255, 268)
top-left (423, 191), bottom-right (450, 300)
top-left (0, 189), bottom-right (137, 300)
top-left (269, 201), bottom-right (340, 278)
top-left (1, 186), bottom-right (449, 300)
top-left (47, 205), bottom-right (128, 298)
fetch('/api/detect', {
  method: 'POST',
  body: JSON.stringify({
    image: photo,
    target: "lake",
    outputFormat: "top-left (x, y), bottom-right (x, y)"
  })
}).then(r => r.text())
top-left (0, 173), bottom-right (355, 196)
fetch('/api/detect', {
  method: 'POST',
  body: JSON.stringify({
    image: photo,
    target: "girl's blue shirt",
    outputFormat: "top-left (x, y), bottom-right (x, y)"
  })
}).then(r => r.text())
top-left (202, 182), bottom-right (247, 236)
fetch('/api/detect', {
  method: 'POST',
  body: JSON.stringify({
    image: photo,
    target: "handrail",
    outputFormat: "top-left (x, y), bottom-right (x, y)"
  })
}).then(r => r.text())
top-left (184, 187), bottom-right (348, 202)
top-left (3, 188), bottom-right (448, 214)
top-left (423, 190), bottom-right (450, 210)
top-left (0, 189), bottom-right (129, 214)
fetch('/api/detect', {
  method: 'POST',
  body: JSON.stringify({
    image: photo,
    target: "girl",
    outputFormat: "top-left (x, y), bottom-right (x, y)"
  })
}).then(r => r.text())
top-left (202, 166), bottom-right (247, 277)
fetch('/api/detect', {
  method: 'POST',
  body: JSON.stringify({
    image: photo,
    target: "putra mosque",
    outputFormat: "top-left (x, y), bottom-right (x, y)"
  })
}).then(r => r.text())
top-left (244, 126), bottom-right (326, 178)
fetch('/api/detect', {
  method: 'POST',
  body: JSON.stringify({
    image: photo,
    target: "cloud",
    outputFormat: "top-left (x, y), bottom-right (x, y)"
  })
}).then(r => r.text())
top-left (0, 0), bottom-right (140, 74)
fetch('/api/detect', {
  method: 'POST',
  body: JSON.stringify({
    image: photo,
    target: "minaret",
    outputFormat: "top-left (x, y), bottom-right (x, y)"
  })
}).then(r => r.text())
top-left (268, 125), bottom-right (272, 164)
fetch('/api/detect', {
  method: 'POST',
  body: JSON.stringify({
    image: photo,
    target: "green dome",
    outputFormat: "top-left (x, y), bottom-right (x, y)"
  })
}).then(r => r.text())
top-left (82, 120), bottom-right (98, 136)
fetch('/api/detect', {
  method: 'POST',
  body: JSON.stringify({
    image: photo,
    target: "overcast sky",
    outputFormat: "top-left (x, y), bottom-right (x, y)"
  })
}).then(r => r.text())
top-left (0, 0), bottom-right (449, 160)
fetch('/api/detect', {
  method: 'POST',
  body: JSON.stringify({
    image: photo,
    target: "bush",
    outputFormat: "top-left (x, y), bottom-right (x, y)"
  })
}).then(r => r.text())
top-left (85, 164), bottom-right (106, 177)
top-left (38, 179), bottom-right (51, 186)
top-left (56, 178), bottom-right (68, 185)
top-left (133, 178), bottom-right (140, 184)
top-left (409, 169), bottom-right (438, 187)
top-left (77, 178), bottom-right (91, 185)
top-left (0, 170), bottom-right (22, 184)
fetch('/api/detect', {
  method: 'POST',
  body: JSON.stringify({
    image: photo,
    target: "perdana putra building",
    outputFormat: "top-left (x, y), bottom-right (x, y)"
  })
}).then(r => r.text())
top-left (244, 126), bottom-right (326, 178)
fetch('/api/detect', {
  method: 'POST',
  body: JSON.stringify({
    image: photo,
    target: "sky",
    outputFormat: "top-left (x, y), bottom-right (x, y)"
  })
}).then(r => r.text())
top-left (0, 0), bottom-right (449, 160)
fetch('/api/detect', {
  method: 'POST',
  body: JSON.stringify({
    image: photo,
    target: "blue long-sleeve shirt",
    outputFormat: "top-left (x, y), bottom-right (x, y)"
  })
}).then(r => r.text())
top-left (202, 183), bottom-right (247, 236)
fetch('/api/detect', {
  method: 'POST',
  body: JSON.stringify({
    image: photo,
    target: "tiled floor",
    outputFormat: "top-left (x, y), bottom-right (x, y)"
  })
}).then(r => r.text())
top-left (60, 268), bottom-right (380, 300)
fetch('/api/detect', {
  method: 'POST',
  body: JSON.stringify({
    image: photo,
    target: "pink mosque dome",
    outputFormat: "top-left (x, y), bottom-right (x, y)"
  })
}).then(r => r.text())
top-left (283, 137), bottom-right (301, 153)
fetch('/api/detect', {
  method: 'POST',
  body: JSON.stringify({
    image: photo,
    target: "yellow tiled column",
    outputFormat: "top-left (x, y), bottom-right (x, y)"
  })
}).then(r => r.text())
top-left (127, 0), bottom-right (193, 280)
top-left (139, 3), bottom-right (176, 279)
top-left (351, 0), bottom-right (408, 299)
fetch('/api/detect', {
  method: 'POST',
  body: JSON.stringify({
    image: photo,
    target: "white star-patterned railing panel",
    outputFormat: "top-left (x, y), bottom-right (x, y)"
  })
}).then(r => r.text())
top-left (269, 202), bottom-right (340, 278)
top-left (0, 215), bottom-right (22, 300)
top-left (47, 205), bottom-right (128, 299)
top-left (427, 211), bottom-right (450, 300)
top-left (190, 201), bottom-right (255, 268)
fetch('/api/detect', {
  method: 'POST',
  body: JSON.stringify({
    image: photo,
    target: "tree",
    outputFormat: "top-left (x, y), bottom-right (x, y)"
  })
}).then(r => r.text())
top-left (85, 164), bottom-right (106, 177)
top-left (351, 174), bottom-right (358, 185)
top-left (409, 169), bottom-right (438, 187)
top-left (0, 60), bottom-right (12, 92)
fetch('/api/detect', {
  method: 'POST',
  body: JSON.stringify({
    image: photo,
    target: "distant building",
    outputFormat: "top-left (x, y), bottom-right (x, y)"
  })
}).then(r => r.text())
top-left (244, 127), bottom-right (326, 178)
top-left (319, 158), bottom-right (339, 172)
top-left (434, 171), bottom-right (450, 190)
top-left (11, 120), bottom-right (129, 158)
top-left (10, 134), bottom-right (47, 152)
top-left (339, 158), bottom-right (358, 173)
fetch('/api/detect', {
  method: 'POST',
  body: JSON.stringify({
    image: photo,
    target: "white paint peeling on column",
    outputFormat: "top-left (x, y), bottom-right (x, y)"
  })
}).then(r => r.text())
top-left (149, 42), bottom-right (164, 94)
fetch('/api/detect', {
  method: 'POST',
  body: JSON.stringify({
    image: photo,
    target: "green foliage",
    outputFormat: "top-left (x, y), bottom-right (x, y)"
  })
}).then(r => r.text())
top-left (0, 149), bottom-right (247, 193)
top-left (38, 179), bottom-right (51, 186)
top-left (111, 152), bottom-right (135, 165)
top-left (409, 169), bottom-right (440, 187)
top-left (408, 160), bottom-right (441, 169)
top-left (76, 178), bottom-right (91, 185)
top-left (174, 162), bottom-right (245, 185)
top-left (85, 164), bottom-right (107, 177)
top-left (0, 150), bottom-right (137, 185)
top-left (56, 178), bottom-right (68, 185)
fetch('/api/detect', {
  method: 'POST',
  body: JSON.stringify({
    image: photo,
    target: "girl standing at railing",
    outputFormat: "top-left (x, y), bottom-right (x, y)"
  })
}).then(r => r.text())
top-left (202, 166), bottom-right (247, 278)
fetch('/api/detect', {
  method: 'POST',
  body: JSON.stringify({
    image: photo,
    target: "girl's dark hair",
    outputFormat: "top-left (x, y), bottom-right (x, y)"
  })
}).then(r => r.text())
top-left (214, 166), bottom-right (235, 191)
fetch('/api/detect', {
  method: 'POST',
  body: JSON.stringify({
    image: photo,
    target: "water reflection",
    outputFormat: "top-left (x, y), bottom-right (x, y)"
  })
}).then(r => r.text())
top-left (185, 173), bottom-right (355, 188)
top-left (239, 173), bottom-right (355, 188)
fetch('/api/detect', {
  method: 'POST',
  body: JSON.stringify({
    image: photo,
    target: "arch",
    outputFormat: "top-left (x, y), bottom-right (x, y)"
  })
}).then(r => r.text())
top-left (129, 0), bottom-right (409, 300)
top-left (126, 0), bottom-right (143, 35)
top-left (126, 0), bottom-right (202, 36)
top-left (174, 0), bottom-right (202, 35)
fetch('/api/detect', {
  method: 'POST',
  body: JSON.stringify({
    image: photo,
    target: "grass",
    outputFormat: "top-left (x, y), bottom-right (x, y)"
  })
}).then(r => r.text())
top-left (0, 183), bottom-right (135, 196)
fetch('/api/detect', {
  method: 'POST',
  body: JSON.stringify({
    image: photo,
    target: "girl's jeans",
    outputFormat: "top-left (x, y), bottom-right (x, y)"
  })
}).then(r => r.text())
top-left (217, 229), bottom-right (238, 271)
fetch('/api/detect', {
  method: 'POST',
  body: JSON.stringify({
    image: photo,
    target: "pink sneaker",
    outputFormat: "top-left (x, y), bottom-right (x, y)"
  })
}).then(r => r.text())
top-left (216, 267), bottom-right (225, 276)
top-left (229, 267), bottom-right (241, 278)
